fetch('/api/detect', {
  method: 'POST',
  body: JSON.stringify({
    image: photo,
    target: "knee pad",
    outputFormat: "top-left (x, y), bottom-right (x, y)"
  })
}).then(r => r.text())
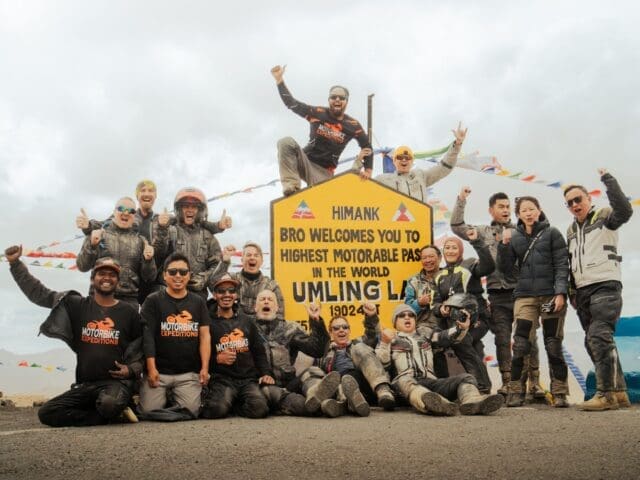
top-left (542, 317), bottom-right (561, 338)
top-left (514, 319), bottom-right (533, 339)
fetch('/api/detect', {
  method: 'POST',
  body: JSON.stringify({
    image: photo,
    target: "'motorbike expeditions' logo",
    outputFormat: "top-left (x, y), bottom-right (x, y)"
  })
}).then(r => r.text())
top-left (81, 317), bottom-right (120, 345)
top-left (216, 328), bottom-right (249, 353)
top-left (160, 310), bottom-right (199, 337)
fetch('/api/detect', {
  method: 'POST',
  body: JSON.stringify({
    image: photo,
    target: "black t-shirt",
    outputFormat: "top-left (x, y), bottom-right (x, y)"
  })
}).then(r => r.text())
top-left (64, 296), bottom-right (141, 384)
top-left (209, 308), bottom-right (272, 380)
top-left (142, 290), bottom-right (210, 374)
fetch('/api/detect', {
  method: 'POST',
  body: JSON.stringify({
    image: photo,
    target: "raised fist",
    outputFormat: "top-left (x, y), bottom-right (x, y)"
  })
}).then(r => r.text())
top-left (4, 245), bottom-right (22, 264)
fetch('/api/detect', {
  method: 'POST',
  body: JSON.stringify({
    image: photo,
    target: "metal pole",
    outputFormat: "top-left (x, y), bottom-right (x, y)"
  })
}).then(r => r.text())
top-left (367, 93), bottom-right (375, 144)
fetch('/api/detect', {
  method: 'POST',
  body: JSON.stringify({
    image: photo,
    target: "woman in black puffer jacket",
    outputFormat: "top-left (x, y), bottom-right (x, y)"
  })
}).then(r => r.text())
top-left (497, 196), bottom-right (570, 408)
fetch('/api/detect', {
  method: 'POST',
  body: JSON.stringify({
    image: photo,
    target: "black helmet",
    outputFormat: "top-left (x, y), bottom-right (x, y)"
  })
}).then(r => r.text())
top-left (444, 293), bottom-right (479, 322)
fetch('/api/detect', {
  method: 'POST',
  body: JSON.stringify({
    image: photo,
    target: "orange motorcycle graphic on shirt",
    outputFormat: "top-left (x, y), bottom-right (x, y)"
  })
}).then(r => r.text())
top-left (81, 317), bottom-right (120, 345)
top-left (160, 310), bottom-right (199, 337)
top-left (216, 328), bottom-right (249, 353)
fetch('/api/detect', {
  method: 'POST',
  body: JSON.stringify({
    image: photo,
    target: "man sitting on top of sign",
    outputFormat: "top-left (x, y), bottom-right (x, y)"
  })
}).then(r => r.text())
top-left (374, 123), bottom-right (467, 203)
top-left (270, 64), bottom-right (373, 197)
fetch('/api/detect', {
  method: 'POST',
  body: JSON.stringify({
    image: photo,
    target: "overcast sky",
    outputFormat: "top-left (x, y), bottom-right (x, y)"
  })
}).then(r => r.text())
top-left (1, 1), bottom-right (639, 357)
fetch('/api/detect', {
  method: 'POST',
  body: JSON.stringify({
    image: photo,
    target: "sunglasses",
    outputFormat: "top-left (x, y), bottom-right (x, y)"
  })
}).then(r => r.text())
top-left (116, 205), bottom-right (136, 215)
top-left (395, 155), bottom-right (412, 161)
top-left (397, 312), bottom-right (416, 319)
top-left (329, 95), bottom-right (347, 101)
top-left (331, 324), bottom-right (350, 331)
top-left (216, 287), bottom-right (237, 294)
top-left (565, 195), bottom-right (584, 207)
top-left (166, 268), bottom-right (189, 276)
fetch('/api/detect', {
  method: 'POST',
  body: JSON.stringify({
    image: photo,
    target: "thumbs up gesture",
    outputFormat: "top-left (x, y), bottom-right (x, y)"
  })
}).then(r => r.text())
top-left (218, 209), bottom-right (232, 230)
top-left (76, 208), bottom-right (89, 230)
top-left (158, 207), bottom-right (170, 227)
top-left (143, 238), bottom-right (154, 260)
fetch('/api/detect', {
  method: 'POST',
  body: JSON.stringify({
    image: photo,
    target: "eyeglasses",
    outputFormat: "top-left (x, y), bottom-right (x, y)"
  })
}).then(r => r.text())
top-left (331, 324), bottom-right (350, 331)
top-left (565, 195), bottom-right (583, 208)
top-left (216, 287), bottom-right (237, 294)
top-left (329, 95), bottom-right (347, 101)
top-left (166, 268), bottom-right (189, 276)
top-left (116, 205), bottom-right (136, 215)
top-left (397, 312), bottom-right (416, 319)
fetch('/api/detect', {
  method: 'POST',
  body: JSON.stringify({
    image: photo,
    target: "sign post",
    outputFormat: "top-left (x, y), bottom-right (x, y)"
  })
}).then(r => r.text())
top-left (271, 172), bottom-right (433, 334)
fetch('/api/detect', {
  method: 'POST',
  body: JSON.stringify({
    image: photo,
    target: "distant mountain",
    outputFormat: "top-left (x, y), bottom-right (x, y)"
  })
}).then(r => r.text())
top-left (0, 348), bottom-right (75, 396)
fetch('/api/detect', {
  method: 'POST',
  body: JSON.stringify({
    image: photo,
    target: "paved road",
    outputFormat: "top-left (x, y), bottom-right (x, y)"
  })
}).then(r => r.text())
top-left (1, 405), bottom-right (639, 480)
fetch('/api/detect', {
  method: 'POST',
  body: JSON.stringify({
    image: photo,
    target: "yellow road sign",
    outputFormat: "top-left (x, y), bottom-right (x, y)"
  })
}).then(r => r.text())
top-left (271, 172), bottom-right (433, 335)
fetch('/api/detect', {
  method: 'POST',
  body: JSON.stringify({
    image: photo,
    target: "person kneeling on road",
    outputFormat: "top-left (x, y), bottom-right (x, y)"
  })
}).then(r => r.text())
top-left (201, 275), bottom-right (273, 419)
top-left (376, 299), bottom-right (503, 416)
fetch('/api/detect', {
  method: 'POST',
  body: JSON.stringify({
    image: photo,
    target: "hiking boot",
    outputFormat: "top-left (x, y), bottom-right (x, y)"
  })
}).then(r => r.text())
top-left (320, 399), bottom-right (347, 418)
top-left (340, 375), bottom-right (370, 417)
top-left (615, 391), bottom-right (631, 408)
top-left (497, 371), bottom-right (510, 397)
top-left (421, 392), bottom-right (458, 416)
top-left (121, 406), bottom-right (139, 423)
top-left (578, 392), bottom-right (618, 411)
top-left (375, 384), bottom-right (396, 411)
top-left (304, 371), bottom-right (340, 413)
top-left (458, 383), bottom-right (504, 415)
top-left (527, 370), bottom-right (546, 401)
top-left (506, 380), bottom-right (525, 407)
top-left (553, 393), bottom-right (569, 408)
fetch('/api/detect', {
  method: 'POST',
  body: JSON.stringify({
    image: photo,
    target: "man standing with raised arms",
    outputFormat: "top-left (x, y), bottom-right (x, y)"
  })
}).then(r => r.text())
top-left (565, 169), bottom-right (633, 411)
top-left (271, 64), bottom-right (373, 196)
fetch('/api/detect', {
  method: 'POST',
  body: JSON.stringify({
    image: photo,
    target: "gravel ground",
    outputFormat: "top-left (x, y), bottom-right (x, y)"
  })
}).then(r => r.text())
top-left (1, 404), bottom-right (639, 480)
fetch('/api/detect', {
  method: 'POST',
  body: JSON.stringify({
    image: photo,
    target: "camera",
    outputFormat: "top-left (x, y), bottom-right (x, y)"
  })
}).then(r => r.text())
top-left (541, 301), bottom-right (555, 313)
top-left (450, 308), bottom-right (469, 324)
